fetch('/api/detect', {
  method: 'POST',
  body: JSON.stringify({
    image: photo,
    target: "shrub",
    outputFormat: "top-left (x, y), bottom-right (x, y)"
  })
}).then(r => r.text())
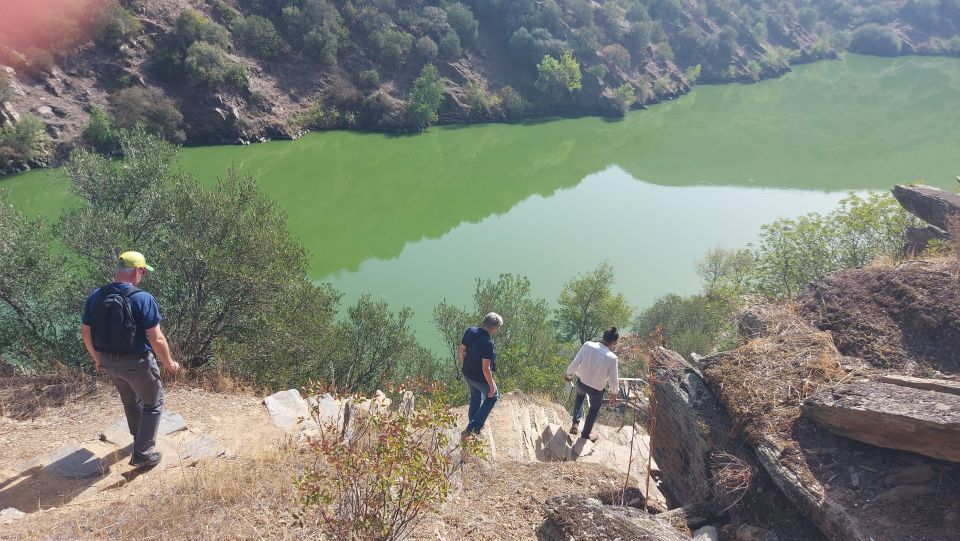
top-left (405, 64), bottom-right (445, 130)
top-left (296, 382), bottom-right (479, 540)
top-left (611, 83), bottom-right (635, 116)
top-left (414, 36), bottom-right (439, 64)
top-left (109, 86), bottom-right (185, 144)
top-left (498, 85), bottom-right (526, 119)
top-left (600, 43), bottom-right (631, 71)
top-left (359, 69), bottom-right (380, 89)
top-left (0, 193), bottom-right (86, 371)
top-left (849, 24), bottom-right (901, 56)
top-left (81, 106), bottom-right (118, 155)
top-left (683, 64), bottom-right (702, 84)
top-left (536, 50), bottom-right (582, 97)
top-left (445, 3), bottom-right (479, 48)
top-left (233, 15), bottom-right (284, 59)
top-left (0, 114), bottom-right (47, 163)
top-left (153, 10), bottom-right (231, 80)
top-left (555, 263), bottom-right (633, 343)
top-left (304, 27), bottom-right (340, 64)
top-left (94, 1), bottom-right (141, 50)
top-left (632, 293), bottom-right (737, 359)
top-left (212, 0), bottom-right (242, 24)
top-left (183, 41), bottom-right (248, 90)
top-left (0, 71), bottom-right (12, 102)
top-left (370, 29), bottom-right (413, 65)
top-left (438, 30), bottom-right (463, 60)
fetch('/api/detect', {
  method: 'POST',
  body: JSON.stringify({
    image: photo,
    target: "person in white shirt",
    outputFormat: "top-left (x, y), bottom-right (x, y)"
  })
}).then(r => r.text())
top-left (564, 327), bottom-right (620, 442)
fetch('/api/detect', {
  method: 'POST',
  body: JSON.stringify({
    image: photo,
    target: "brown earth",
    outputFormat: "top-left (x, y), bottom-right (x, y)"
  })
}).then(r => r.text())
top-left (799, 258), bottom-right (960, 376)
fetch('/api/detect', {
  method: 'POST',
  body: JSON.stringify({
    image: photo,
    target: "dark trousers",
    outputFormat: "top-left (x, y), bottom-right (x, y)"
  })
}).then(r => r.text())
top-left (571, 380), bottom-right (604, 439)
top-left (99, 352), bottom-right (164, 456)
top-left (465, 377), bottom-right (499, 433)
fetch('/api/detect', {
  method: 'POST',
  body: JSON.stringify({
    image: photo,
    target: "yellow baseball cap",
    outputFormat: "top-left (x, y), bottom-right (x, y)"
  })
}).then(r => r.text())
top-left (118, 251), bottom-right (155, 272)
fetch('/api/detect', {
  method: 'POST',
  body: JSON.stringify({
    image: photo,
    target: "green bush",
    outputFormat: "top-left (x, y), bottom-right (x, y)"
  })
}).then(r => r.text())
top-left (849, 24), bottom-right (901, 56)
top-left (536, 50), bottom-right (582, 97)
top-left (369, 29), bottom-right (413, 65)
top-left (0, 193), bottom-right (87, 371)
top-left (94, 1), bottom-right (142, 50)
top-left (611, 83), bottom-right (636, 115)
top-left (405, 64), bottom-right (445, 130)
top-left (233, 15), bottom-right (285, 59)
top-left (153, 10), bottom-right (231, 80)
top-left (445, 3), bottom-right (479, 48)
top-left (212, 0), bottom-right (242, 24)
top-left (498, 85), bottom-right (526, 119)
top-left (81, 106), bottom-right (118, 155)
top-left (183, 41), bottom-right (249, 90)
top-left (632, 293), bottom-right (737, 359)
top-left (359, 69), bottom-right (380, 89)
top-left (438, 30), bottom-right (463, 60)
top-left (109, 86), bottom-right (186, 144)
top-left (414, 36), bottom-right (439, 64)
top-left (0, 114), bottom-right (47, 163)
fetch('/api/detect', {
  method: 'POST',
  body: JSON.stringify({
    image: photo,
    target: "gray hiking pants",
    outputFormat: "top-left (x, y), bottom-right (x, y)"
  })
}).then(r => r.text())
top-left (99, 352), bottom-right (164, 456)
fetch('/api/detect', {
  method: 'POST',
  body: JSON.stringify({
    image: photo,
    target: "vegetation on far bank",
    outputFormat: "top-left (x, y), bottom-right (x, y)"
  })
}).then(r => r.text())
top-left (3, 0), bottom-right (960, 168)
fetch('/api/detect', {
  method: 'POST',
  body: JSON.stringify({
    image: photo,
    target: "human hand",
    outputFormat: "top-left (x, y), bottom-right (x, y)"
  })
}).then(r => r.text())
top-left (564, 374), bottom-right (573, 383)
top-left (163, 360), bottom-right (182, 376)
top-left (488, 384), bottom-right (497, 398)
top-left (94, 359), bottom-right (104, 373)
top-left (609, 395), bottom-right (619, 404)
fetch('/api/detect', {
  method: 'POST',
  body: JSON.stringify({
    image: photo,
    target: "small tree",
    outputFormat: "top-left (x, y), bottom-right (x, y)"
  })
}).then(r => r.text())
top-left (414, 36), bottom-right (439, 64)
top-left (405, 64), bottom-right (445, 130)
top-left (0, 114), bottom-right (47, 163)
top-left (233, 15), bottom-right (284, 59)
top-left (555, 262), bottom-right (633, 344)
top-left (81, 106), bottom-right (118, 155)
top-left (536, 50), bottom-right (582, 97)
top-left (445, 3), bottom-right (479, 48)
top-left (611, 83), bottom-right (635, 116)
top-left (109, 86), bottom-right (185, 144)
top-left (849, 24), bottom-right (901, 56)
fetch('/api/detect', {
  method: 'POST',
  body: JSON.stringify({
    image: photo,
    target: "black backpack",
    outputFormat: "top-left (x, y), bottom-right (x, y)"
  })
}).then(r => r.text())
top-left (91, 286), bottom-right (142, 353)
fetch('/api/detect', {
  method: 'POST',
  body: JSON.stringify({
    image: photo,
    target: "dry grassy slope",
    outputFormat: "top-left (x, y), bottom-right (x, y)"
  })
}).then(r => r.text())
top-left (1, 382), bottom-right (656, 540)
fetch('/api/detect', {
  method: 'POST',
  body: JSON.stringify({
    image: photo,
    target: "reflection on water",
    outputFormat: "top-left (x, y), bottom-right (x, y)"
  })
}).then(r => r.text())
top-left (4, 54), bottom-right (960, 343)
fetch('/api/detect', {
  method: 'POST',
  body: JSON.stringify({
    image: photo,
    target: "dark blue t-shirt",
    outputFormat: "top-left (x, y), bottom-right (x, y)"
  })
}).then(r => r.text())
top-left (461, 326), bottom-right (496, 383)
top-left (82, 282), bottom-right (163, 354)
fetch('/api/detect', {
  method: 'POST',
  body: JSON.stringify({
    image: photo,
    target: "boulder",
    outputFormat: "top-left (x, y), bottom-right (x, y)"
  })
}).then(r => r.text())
top-left (263, 389), bottom-right (311, 431)
top-left (802, 382), bottom-right (960, 463)
top-left (34, 106), bottom-right (54, 118)
top-left (693, 525), bottom-right (719, 541)
top-left (538, 494), bottom-right (691, 541)
top-left (892, 184), bottom-right (960, 232)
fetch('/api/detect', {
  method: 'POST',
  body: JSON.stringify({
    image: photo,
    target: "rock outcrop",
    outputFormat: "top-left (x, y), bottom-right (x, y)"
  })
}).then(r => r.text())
top-left (538, 495), bottom-right (691, 541)
top-left (802, 382), bottom-right (960, 463)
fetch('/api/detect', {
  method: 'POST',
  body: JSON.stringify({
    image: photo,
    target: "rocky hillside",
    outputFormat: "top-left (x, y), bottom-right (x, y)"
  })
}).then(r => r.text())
top-left (2, 0), bottom-right (960, 173)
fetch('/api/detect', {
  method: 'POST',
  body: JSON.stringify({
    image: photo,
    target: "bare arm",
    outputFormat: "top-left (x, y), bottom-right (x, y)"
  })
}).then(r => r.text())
top-left (146, 325), bottom-right (180, 374)
top-left (459, 344), bottom-right (466, 367)
top-left (482, 358), bottom-right (496, 397)
top-left (81, 325), bottom-right (101, 372)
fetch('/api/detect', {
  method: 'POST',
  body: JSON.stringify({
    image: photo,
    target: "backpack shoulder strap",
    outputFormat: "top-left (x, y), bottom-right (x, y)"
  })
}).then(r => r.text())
top-left (121, 287), bottom-right (142, 299)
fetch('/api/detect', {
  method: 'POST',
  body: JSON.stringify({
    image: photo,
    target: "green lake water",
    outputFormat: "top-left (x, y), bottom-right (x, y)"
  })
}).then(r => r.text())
top-left (5, 54), bottom-right (960, 347)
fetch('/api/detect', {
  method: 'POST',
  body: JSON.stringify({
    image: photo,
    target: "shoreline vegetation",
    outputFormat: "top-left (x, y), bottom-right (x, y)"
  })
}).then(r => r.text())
top-left (0, 128), bottom-right (940, 401)
top-left (3, 0), bottom-right (960, 174)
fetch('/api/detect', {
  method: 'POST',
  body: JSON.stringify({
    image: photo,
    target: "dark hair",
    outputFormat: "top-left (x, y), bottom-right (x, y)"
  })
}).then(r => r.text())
top-left (602, 327), bottom-right (620, 343)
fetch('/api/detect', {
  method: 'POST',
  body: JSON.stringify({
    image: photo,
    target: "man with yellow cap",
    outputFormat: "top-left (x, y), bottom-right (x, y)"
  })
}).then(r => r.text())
top-left (81, 251), bottom-right (180, 468)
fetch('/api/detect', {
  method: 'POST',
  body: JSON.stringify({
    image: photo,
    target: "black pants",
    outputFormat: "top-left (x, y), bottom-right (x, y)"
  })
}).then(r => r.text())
top-left (571, 380), bottom-right (604, 439)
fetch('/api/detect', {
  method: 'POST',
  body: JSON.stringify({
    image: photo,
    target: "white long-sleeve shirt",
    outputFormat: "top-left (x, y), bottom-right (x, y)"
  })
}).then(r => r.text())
top-left (565, 341), bottom-right (619, 392)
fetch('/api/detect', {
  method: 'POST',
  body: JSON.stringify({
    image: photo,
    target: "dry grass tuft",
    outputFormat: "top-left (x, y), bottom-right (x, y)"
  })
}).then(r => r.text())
top-left (0, 370), bottom-right (99, 420)
top-left (703, 305), bottom-right (856, 445)
top-left (712, 451), bottom-right (755, 512)
top-left (8, 445), bottom-right (315, 541)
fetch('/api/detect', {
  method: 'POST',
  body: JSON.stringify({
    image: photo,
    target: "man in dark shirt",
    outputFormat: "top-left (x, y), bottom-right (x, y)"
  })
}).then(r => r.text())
top-left (459, 312), bottom-right (503, 436)
top-left (81, 251), bottom-right (180, 468)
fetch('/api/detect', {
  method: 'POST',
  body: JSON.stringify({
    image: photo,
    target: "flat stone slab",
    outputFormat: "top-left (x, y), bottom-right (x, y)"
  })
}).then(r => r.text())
top-left (264, 389), bottom-right (310, 430)
top-left (45, 444), bottom-right (103, 479)
top-left (98, 412), bottom-right (188, 446)
top-left (178, 434), bottom-right (225, 463)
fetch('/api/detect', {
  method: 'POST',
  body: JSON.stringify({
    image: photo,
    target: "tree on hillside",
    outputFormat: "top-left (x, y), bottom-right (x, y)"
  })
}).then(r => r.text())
top-left (81, 106), bottom-right (118, 155)
top-left (536, 50), bottom-right (582, 97)
top-left (555, 262), bottom-right (633, 344)
top-left (446, 3), bottom-right (479, 48)
top-left (405, 64), bottom-right (446, 130)
top-left (109, 87), bottom-right (185, 144)
top-left (849, 24), bottom-right (901, 56)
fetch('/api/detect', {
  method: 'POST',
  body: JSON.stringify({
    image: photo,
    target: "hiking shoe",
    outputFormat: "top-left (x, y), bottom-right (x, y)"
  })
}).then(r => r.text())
top-left (580, 433), bottom-right (599, 443)
top-left (569, 423), bottom-right (580, 435)
top-left (130, 451), bottom-right (162, 468)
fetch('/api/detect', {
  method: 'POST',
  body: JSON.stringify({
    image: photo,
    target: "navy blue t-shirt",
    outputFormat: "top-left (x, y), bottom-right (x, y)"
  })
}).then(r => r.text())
top-left (461, 326), bottom-right (496, 383)
top-left (82, 282), bottom-right (163, 354)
